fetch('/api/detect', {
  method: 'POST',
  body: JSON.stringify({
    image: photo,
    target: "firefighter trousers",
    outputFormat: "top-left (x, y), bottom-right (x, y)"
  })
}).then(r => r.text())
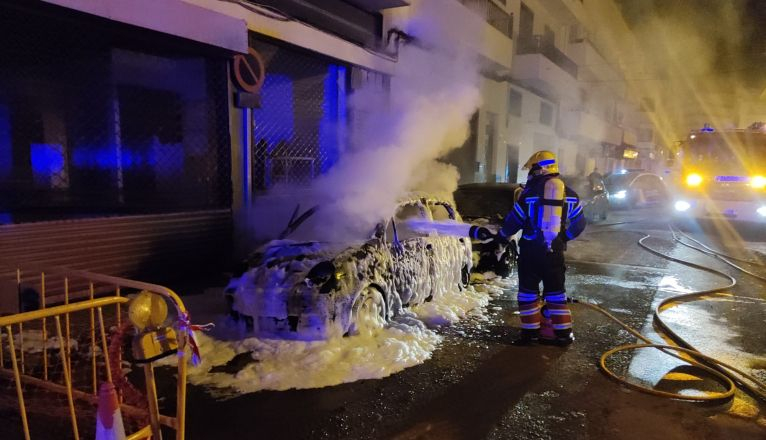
top-left (516, 241), bottom-right (573, 338)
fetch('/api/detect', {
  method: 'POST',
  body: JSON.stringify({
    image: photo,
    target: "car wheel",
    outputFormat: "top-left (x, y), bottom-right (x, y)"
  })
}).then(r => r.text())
top-left (349, 287), bottom-right (387, 336)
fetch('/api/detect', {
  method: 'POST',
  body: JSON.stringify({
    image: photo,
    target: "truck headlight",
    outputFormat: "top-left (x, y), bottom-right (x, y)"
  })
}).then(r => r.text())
top-left (614, 190), bottom-right (627, 199)
top-left (757, 206), bottom-right (766, 217)
top-left (751, 175), bottom-right (765, 189)
top-left (685, 173), bottom-right (703, 187)
top-left (675, 201), bottom-right (691, 212)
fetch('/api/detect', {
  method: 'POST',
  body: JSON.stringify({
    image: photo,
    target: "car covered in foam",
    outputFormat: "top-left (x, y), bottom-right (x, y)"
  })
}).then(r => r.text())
top-left (225, 198), bottom-right (473, 340)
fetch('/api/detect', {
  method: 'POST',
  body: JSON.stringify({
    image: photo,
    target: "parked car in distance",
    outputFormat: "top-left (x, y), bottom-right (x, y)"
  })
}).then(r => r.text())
top-left (224, 197), bottom-right (472, 340)
top-left (605, 170), bottom-right (669, 209)
top-left (562, 175), bottom-right (609, 222)
top-left (453, 183), bottom-right (521, 278)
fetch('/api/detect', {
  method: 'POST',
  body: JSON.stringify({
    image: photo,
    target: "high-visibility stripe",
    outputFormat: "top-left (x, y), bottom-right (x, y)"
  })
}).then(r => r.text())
top-left (547, 309), bottom-right (571, 315)
top-left (519, 307), bottom-right (542, 316)
top-left (521, 323), bottom-right (542, 329)
top-left (544, 293), bottom-right (567, 302)
top-left (569, 205), bottom-right (583, 219)
top-left (553, 323), bottom-right (572, 330)
top-left (518, 294), bottom-right (539, 302)
top-left (519, 301), bottom-right (540, 309)
top-left (565, 197), bottom-right (578, 202)
top-left (514, 203), bottom-right (526, 219)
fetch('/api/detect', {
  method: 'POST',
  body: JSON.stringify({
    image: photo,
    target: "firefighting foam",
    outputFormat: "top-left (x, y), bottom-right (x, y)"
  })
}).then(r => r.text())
top-left (174, 283), bottom-right (499, 395)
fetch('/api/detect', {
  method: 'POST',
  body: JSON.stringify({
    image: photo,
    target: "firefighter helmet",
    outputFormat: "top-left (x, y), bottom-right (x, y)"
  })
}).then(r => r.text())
top-left (523, 150), bottom-right (559, 175)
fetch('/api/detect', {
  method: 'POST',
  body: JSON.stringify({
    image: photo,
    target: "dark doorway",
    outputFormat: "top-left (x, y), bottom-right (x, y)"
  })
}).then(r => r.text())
top-left (506, 144), bottom-right (519, 183)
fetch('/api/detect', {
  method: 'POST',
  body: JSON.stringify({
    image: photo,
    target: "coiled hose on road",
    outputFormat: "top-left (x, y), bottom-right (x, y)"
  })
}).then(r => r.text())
top-left (574, 223), bottom-right (766, 403)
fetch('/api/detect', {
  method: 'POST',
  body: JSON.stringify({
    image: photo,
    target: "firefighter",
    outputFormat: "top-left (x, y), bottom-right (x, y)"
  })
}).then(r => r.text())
top-left (470, 151), bottom-right (586, 346)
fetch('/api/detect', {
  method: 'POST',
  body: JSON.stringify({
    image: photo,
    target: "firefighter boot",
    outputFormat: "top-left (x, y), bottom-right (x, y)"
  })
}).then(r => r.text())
top-left (539, 329), bottom-right (574, 347)
top-left (513, 329), bottom-right (540, 346)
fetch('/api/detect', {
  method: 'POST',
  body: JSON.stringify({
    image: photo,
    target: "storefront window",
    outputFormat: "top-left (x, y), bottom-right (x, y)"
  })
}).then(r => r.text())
top-left (0, 6), bottom-right (231, 223)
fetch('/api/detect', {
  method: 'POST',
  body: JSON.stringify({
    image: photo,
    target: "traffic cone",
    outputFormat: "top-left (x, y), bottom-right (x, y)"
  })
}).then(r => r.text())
top-left (96, 382), bottom-right (126, 440)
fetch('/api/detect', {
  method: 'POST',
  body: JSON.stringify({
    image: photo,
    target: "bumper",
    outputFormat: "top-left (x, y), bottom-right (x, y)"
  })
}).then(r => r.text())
top-left (672, 198), bottom-right (766, 223)
top-left (229, 278), bottom-right (341, 340)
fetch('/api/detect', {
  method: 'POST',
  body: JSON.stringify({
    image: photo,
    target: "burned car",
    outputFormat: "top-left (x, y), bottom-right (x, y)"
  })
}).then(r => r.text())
top-left (453, 183), bottom-right (521, 278)
top-left (225, 198), bottom-right (473, 340)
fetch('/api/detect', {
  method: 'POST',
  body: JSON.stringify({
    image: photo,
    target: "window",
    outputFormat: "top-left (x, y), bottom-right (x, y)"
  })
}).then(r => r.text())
top-left (429, 203), bottom-right (455, 221)
top-left (639, 128), bottom-right (653, 142)
top-left (508, 89), bottom-right (522, 118)
top-left (540, 102), bottom-right (554, 126)
top-left (0, 8), bottom-right (232, 222)
top-left (387, 202), bottom-right (426, 241)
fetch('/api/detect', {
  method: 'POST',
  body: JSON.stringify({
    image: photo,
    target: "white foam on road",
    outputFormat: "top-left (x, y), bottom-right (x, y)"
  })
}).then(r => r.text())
top-left (177, 285), bottom-right (497, 396)
top-left (183, 316), bottom-right (441, 395)
top-left (411, 286), bottom-right (490, 327)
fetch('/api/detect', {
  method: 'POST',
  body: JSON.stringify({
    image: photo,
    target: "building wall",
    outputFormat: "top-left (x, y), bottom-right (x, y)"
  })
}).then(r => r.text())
top-left (506, 85), bottom-right (561, 181)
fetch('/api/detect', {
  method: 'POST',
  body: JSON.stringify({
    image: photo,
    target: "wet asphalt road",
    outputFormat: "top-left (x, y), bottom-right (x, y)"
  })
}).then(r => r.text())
top-left (180, 207), bottom-right (766, 440)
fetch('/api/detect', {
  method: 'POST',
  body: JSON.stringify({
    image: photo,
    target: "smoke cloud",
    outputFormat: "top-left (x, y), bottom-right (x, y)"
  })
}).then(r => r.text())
top-left (248, 0), bottom-right (483, 244)
top-left (588, 0), bottom-right (766, 146)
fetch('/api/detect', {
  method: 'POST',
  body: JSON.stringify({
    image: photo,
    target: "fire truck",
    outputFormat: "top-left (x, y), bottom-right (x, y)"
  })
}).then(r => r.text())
top-left (672, 123), bottom-right (766, 223)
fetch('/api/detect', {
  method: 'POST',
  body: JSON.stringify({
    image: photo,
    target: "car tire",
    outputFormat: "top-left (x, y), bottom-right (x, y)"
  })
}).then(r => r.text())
top-left (348, 286), bottom-right (387, 336)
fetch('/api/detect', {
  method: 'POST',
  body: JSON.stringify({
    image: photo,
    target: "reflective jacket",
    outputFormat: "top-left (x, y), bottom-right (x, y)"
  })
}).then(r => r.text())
top-left (499, 174), bottom-right (587, 248)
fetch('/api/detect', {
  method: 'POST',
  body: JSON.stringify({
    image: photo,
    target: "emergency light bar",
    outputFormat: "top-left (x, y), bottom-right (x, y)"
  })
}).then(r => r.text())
top-left (715, 176), bottom-right (748, 182)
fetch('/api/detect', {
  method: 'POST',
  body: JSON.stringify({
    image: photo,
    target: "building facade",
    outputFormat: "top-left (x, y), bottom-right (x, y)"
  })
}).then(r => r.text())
top-left (0, 0), bottom-right (662, 289)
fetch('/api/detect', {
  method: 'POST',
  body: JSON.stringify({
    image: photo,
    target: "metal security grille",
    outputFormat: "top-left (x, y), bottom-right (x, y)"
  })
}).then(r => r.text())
top-left (0, 2), bottom-right (232, 223)
top-left (251, 37), bottom-right (348, 191)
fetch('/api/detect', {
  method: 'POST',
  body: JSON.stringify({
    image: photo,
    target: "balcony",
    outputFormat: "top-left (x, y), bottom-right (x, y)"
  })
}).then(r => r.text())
top-left (539, 0), bottom-right (587, 25)
top-left (518, 36), bottom-right (577, 77)
top-left (568, 37), bottom-right (624, 94)
top-left (511, 36), bottom-right (578, 97)
top-left (456, 0), bottom-right (513, 39)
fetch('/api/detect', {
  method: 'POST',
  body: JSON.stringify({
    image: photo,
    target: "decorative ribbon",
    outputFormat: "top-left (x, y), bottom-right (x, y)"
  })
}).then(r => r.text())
top-left (178, 312), bottom-right (215, 366)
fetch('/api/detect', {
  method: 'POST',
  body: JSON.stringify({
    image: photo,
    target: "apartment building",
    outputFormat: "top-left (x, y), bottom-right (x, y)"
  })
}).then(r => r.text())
top-left (443, 0), bottom-right (657, 183)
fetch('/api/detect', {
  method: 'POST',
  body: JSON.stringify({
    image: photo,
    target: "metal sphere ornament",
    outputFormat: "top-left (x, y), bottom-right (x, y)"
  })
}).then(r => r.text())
top-left (128, 291), bottom-right (168, 331)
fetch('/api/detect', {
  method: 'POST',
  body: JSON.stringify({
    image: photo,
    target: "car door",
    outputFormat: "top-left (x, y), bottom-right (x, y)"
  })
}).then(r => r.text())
top-left (386, 201), bottom-right (433, 307)
top-left (631, 175), bottom-right (652, 207)
top-left (427, 200), bottom-right (471, 292)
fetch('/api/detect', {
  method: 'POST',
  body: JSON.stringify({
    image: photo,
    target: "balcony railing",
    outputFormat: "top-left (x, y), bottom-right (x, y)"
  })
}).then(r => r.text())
top-left (518, 35), bottom-right (578, 78)
top-left (457, 0), bottom-right (513, 39)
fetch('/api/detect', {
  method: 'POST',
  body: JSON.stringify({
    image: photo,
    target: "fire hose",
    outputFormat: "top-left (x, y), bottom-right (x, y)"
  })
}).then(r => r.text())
top-left (572, 225), bottom-right (766, 403)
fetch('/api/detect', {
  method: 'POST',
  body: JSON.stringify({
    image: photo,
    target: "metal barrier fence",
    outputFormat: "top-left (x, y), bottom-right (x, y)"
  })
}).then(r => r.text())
top-left (0, 263), bottom-right (190, 440)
